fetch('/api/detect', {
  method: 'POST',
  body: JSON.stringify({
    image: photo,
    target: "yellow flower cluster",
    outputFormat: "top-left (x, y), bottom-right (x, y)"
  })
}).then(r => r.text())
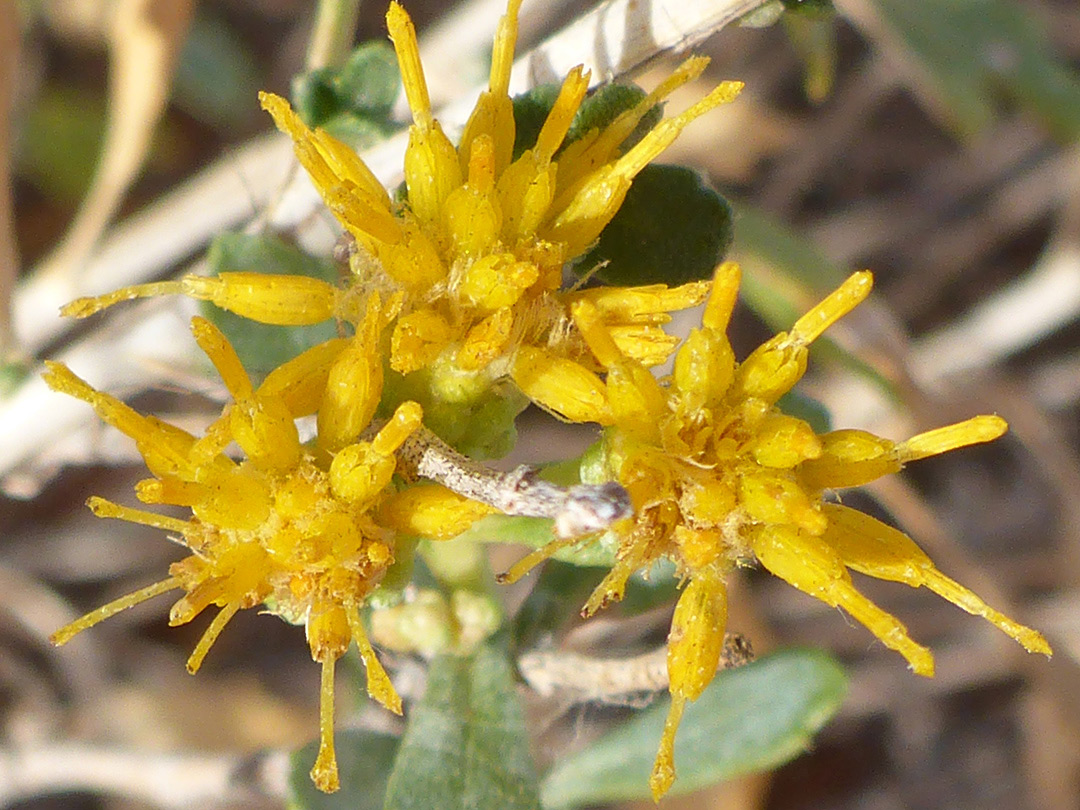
top-left (504, 262), bottom-right (1051, 800)
top-left (63, 0), bottom-right (740, 446)
top-left (45, 310), bottom-right (491, 793)
top-left (45, 0), bottom-right (1051, 802)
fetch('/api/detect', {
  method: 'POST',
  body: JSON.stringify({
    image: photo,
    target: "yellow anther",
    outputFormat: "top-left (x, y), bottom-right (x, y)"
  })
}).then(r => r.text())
top-left (534, 67), bottom-right (591, 164)
top-left (789, 271), bottom-right (873, 345)
top-left (571, 299), bottom-right (625, 369)
top-left (752, 525), bottom-right (934, 676)
top-left (459, 254), bottom-right (537, 311)
top-left (50, 576), bottom-right (182, 646)
top-left (702, 262), bottom-right (742, 331)
top-left (897, 415), bottom-right (1008, 463)
top-left (458, 308), bottom-right (514, 371)
top-left (558, 55), bottom-right (710, 189)
top-left (257, 337), bottom-right (350, 418)
top-left (86, 495), bottom-right (192, 535)
top-left (182, 273), bottom-right (339, 325)
top-left (318, 297), bottom-right (385, 453)
top-left (823, 504), bottom-right (1052, 657)
top-left (191, 316), bottom-right (252, 401)
top-left (377, 483), bottom-right (498, 540)
top-left (387, 2), bottom-right (432, 131)
top-left (259, 92), bottom-right (390, 207)
top-left (371, 400), bottom-right (423, 457)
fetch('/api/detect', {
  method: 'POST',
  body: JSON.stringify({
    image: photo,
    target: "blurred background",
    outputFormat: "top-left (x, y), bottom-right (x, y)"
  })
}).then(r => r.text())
top-left (2, 0), bottom-right (1080, 808)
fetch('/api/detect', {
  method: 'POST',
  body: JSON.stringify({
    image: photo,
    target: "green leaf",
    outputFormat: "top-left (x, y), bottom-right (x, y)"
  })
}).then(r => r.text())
top-left (566, 84), bottom-right (662, 151)
top-left (452, 514), bottom-right (618, 568)
top-left (202, 232), bottom-right (341, 379)
top-left (383, 638), bottom-right (541, 810)
top-left (575, 164), bottom-right (733, 287)
top-left (17, 84), bottom-right (106, 203)
top-left (291, 67), bottom-right (340, 128)
top-left (333, 42), bottom-right (401, 117)
top-left (320, 112), bottom-right (394, 151)
top-left (540, 648), bottom-right (847, 808)
top-left (174, 12), bottom-right (260, 128)
top-left (865, 0), bottom-right (1080, 140)
top-left (288, 729), bottom-right (399, 810)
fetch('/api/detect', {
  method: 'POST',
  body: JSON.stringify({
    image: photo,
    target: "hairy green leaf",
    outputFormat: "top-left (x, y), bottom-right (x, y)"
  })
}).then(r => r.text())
top-left (576, 164), bottom-right (733, 287)
top-left (383, 639), bottom-right (540, 810)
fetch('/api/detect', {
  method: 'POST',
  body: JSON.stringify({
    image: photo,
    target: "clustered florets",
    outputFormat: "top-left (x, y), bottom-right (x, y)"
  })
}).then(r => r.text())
top-left (47, 0), bottom-right (1050, 801)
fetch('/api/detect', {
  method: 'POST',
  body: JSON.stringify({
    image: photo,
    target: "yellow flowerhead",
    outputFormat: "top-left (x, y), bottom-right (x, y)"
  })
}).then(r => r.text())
top-left (61, 0), bottom-right (741, 445)
top-left (506, 262), bottom-right (1052, 800)
top-left (257, 0), bottom-right (741, 414)
top-left (44, 304), bottom-right (492, 794)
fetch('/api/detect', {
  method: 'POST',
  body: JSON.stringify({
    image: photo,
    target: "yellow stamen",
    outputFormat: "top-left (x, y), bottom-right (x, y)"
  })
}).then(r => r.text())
top-left (789, 271), bottom-right (873, 345)
top-left (824, 504), bottom-right (1051, 656)
top-left (186, 601), bottom-right (240, 674)
top-left (191, 317), bottom-right (253, 401)
top-left (534, 67), bottom-right (591, 164)
top-left (51, 576), bottom-right (182, 646)
top-left (387, 2), bottom-right (432, 131)
top-left (62, 282), bottom-right (183, 318)
top-left (346, 609), bottom-right (403, 714)
top-left (897, 415), bottom-right (1008, 463)
top-left (87, 496), bottom-right (192, 535)
top-left (496, 534), bottom-right (581, 585)
top-left (702, 261), bottom-right (742, 332)
top-left (311, 655), bottom-right (341, 792)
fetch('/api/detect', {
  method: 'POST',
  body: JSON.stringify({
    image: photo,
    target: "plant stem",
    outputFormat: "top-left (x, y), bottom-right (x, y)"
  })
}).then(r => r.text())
top-left (305, 0), bottom-right (364, 72)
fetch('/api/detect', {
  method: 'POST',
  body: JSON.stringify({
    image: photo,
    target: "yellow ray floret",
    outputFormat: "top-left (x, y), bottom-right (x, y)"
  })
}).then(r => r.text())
top-left (45, 313), bottom-right (492, 794)
top-left (502, 260), bottom-right (1050, 799)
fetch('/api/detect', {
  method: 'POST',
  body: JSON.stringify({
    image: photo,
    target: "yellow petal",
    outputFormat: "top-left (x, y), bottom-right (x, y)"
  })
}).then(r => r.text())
top-left (752, 524), bottom-right (934, 675)
top-left (511, 346), bottom-right (611, 423)
top-left (823, 503), bottom-right (1051, 656)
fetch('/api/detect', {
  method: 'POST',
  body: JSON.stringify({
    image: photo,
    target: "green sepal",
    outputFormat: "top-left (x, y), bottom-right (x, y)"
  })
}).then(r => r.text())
top-left (201, 232), bottom-right (341, 380)
top-left (574, 164), bottom-right (734, 286)
top-left (383, 636), bottom-right (541, 810)
top-left (367, 535), bottom-right (419, 610)
top-left (288, 729), bottom-right (398, 810)
top-left (540, 648), bottom-right (848, 808)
